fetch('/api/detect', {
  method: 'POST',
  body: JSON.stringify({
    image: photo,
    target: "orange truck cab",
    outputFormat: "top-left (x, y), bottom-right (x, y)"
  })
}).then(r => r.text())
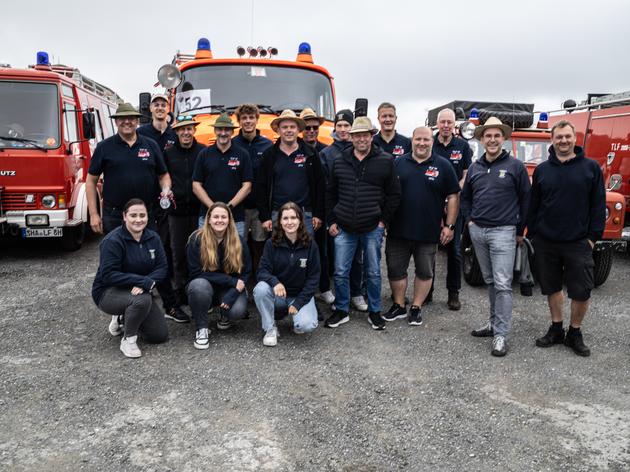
top-left (0, 52), bottom-right (121, 250)
top-left (141, 38), bottom-right (336, 146)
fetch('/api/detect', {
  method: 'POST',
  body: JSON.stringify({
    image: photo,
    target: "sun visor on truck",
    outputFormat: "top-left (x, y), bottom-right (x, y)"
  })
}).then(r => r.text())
top-left (427, 101), bottom-right (534, 129)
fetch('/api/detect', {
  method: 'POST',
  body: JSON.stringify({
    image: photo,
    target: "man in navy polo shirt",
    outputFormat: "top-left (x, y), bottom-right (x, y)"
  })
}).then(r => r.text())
top-left (192, 113), bottom-right (252, 237)
top-left (86, 102), bottom-right (172, 235)
top-left (372, 102), bottom-right (411, 158)
top-left (430, 108), bottom-right (473, 311)
top-left (384, 127), bottom-right (460, 326)
top-left (137, 94), bottom-right (177, 152)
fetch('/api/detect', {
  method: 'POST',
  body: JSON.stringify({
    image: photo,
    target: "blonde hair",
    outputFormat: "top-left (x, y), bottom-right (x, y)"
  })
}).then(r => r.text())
top-left (196, 202), bottom-right (243, 274)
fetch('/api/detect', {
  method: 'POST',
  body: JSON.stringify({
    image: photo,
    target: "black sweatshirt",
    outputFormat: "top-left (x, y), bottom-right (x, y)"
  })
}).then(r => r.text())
top-left (164, 139), bottom-right (205, 216)
top-left (527, 146), bottom-right (605, 242)
top-left (257, 237), bottom-right (320, 311)
top-left (461, 150), bottom-right (531, 235)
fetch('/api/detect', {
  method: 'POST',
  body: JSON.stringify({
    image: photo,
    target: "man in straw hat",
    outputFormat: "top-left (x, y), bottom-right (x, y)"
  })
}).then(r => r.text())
top-left (299, 107), bottom-right (327, 153)
top-left (192, 112), bottom-right (253, 238)
top-left (461, 117), bottom-right (531, 357)
top-left (325, 116), bottom-right (401, 331)
top-left (256, 109), bottom-right (325, 235)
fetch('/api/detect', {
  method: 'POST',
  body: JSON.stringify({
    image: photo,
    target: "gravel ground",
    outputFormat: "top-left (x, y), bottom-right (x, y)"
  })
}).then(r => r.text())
top-left (1, 235), bottom-right (629, 471)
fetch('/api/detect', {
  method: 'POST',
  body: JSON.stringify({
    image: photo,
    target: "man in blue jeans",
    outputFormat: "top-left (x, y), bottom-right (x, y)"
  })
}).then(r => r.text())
top-left (461, 117), bottom-right (531, 356)
top-left (325, 117), bottom-right (401, 330)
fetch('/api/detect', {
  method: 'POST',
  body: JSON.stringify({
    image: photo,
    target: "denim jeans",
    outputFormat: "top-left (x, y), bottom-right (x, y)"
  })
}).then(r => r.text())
top-left (333, 225), bottom-right (385, 313)
top-left (253, 281), bottom-right (318, 333)
top-left (186, 278), bottom-right (248, 330)
top-left (469, 224), bottom-right (516, 338)
top-left (445, 211), bottom-right (463, 292)
top-left (272, 210), bottom-right (314, 236)
top-left (198, 217), bottom-right (245, 239)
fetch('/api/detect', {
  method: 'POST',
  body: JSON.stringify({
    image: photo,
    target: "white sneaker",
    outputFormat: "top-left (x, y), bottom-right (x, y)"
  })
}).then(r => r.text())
top-left (108, 315), bottom-right (123, 336)
top-left (319, 290), bottom-right (335, 304)
top-left (351, 295), bottom-right (368, 312)
top-left (194, 328), bottom-right (210, 350)
top-left (120, 335), bottom-right (141, 358)
top-left (263, 327), bottom-right (278, 346)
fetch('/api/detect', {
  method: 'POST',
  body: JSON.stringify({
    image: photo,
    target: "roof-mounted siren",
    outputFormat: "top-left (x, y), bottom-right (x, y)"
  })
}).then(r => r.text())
top-left (195, 38), bottom-right (213, 59)
top-left (297, 42), bottom-right (313, 63)
top-left (236, 46), bottom-right (246, 57)
top-left (537, 112), bottom-right (549, 129)
top-left (469, 108), bottom-right (480, 125)
top-left (157, 64), bottom-right (182, 89)
top-left (267, 47), bottom-right (278, 58)
top-left (562, 99), bottom-right (577, 113)
top-left (247, 46), bottom-right (258, 58)
top-left (35, 51), bottom-right (51, 70)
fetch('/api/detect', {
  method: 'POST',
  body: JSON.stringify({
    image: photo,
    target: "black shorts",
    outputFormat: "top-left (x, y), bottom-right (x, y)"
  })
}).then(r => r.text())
top-left (532, 236), bottom-right (595, 301)
top-left (385, 236), bottom-right (437, 281)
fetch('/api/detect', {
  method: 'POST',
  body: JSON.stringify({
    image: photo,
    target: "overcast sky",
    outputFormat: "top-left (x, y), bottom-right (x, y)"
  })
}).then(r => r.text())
top-left (3, 0), bottom-right (629, 134)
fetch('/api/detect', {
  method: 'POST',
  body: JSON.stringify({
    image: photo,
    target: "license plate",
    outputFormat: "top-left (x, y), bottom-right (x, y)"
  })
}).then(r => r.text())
top-left (22, 227), bottom-right (63, 238)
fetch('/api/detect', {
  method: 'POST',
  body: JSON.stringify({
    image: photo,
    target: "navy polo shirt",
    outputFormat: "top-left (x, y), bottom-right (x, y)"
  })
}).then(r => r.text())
top-left (272, 149), bottom-right (311, 210)
top-left (433, 135), bottom-right (472, 181)
top-left (373, 132), bottom-right (411, 158)
top-left (192, 143), bottom-right (253, 221)
top-left (137, 123), bottom-right (177, 152)
top-left (232, 130), bottom-right (273, 209)
top-left (88, 133), bottom-right (167, 209)
top-left (389, 153), bottom-right (460, 243)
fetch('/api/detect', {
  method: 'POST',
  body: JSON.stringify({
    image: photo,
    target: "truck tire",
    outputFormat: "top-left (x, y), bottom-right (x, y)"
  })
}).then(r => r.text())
top-left (478, 108), bottom-right (533, 129)
top-left (461, 228), bottom-right (484, 286)
top-left (593, 247), bottom-right (613, 287)
top-left (61, 223), bottom-right (85, 251)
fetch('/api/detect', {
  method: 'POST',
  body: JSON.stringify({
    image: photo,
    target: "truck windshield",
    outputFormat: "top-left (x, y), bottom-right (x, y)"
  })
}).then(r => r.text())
top-left (0, 82), bottom-right (60, 149)
top-left (175, 64), bottom-right (335, 120)
top-left (468, 139), bottom-right (547, 163)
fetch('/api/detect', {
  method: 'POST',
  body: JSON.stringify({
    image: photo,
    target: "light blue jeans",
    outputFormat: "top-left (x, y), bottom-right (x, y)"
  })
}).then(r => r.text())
top-left (469, 224), bottom-right (516, 338)
top-left (253, 281), bottom-right (318, 333)
top-left (198, 217), bottom-right (245, 239)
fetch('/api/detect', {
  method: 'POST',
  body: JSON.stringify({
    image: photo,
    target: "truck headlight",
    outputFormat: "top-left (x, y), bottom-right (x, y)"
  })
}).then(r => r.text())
top-left (41, 194), bottom-right (56, 208)
top-left (460, 121), bottom-right (476, 140)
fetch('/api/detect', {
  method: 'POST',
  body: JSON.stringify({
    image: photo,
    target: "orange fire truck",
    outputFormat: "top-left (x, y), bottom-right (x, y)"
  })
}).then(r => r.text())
top-left (143, 38), bottom-right (336, 144)
top-left (0, 52), bottom-right (121, 250)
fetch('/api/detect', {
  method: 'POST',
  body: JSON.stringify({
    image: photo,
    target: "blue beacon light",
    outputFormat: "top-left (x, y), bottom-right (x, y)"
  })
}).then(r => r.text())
top-left (298, 42), bottom-right (311, 54)
top-left (36, 51), bottom-right (50, 66)
top-left (470, 108), bottom-right (479, 119)
top-left (197, 38), bottom-right (211, 51)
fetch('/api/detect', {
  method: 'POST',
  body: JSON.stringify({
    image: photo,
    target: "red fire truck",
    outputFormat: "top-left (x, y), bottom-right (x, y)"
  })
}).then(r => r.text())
top-left (0, 52), bottom-right (121, 250)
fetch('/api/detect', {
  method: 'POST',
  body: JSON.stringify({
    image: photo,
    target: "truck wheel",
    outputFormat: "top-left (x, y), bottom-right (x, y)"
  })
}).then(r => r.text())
top-left (61, 224), bottom-right (85, 251)
top-left (593, 247), bottom-right (613, 287)
top-left (461, 229), bottom-right (484, 286)
top-left (478, 109), bottom-right (534, 129)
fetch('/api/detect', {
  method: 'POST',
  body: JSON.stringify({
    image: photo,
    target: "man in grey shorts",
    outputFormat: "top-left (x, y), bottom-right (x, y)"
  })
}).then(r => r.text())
top-left (384, 127), bottom-right (460, 325)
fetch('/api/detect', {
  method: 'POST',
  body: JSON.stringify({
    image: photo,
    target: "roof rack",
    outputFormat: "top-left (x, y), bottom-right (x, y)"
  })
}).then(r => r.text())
top-left (172, 52), bottom-right (195, 65)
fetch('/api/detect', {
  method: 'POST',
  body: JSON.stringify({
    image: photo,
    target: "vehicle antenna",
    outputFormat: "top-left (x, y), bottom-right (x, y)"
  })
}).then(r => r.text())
top-left (250, 0), bottom-right (255, 45)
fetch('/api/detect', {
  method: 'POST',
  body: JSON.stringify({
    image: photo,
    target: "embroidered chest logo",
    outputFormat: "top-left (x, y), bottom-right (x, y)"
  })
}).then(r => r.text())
top-left (392, 145), bottom-right (405, 156)
top-left (450, 150), bottom-right (462, 161)
top-left (498, 169), bottom-right (507, 178)
top-left (425, 166), bottom-right (440, 179)
top-left (227, 157), bottom-right (241, 168)
top-left (138, 148), bottom-right (151, 160)
top-left (149, 249), bottom-right (156, 259)
top-left (299, 258), bottom-right (307, 268)
top-left (293, 154), bottom-right (306, 166)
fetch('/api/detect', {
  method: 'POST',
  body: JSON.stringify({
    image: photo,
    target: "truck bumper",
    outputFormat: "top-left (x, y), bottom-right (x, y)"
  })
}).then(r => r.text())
top-left (597, 239), bottom-right (627, 252)
top-left (0, 210), bottom-right (81, 236)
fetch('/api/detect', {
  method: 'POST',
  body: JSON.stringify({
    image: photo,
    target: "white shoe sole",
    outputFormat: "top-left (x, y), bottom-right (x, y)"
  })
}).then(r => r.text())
top-left (383, 313), bottom-right (407, 322)
top-left (408, 319), bottom-right (423, 326)
top-left (367, 316), bottom-right (386, 330)
top-left (326, 315), bottom-right (350, 328)
top-left (263, 338), bottom-right (277, 346)
top-left (194, 341), bottom-right (209, 350)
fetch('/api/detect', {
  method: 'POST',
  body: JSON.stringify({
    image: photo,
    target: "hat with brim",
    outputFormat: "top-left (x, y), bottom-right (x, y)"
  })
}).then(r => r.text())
top-left (172, 115), bottom-right (200, 130)
top-left (349, 116), bottom-right (377, 135)
top-left (211, 112), bottom-right (238, 129)
top-left (299, 107), bottom-right (325, 125)
top-left (473, 116), bottom-right (512, 140)
top-left (151, 93), bottom-right (169, 104)
top-left (271, 109), bottom-right (306, 132)
top-left (111, 102), bottom-right (142, 119)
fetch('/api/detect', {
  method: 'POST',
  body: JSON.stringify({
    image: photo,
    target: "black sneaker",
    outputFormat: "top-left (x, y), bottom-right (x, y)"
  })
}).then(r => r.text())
top-left (535, 325), bottom-right (565, 348)
top-left (447, 290), bottom-right (461, 311)
top-left (471, 322), bottom-right (493, 337)
top-left (408, 306), bottom-right (423, 326)
top-left (382, 303), bottom-right (407, 321)
top-left (367, 311), bottom-right (386, 330)
top-left (564, 329), bottom-right (591, 357)
top-left (325, 310), bottom-right (350, 328)
top-left (165, 306), bottom-right (190, 323)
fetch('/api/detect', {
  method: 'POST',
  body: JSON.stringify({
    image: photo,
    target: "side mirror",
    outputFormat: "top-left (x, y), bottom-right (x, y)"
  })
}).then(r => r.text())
top-left (354, 98), bottom-right (368, 118)
top-left (139, 92), bottom-right (152, 124)
top-left (82, 111), bottom-right (96, 140)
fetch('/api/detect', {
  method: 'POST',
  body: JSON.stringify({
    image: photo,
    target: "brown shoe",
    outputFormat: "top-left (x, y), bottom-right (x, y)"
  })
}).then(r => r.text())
top-left (447, 291), bottom-right (461, 311)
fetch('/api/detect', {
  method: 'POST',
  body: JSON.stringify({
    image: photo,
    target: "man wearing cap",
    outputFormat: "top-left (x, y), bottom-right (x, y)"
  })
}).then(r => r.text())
top-left (256, 109), bottom-right (325, 235)
top-left (383, 127), bottom-right (460, 326)
top-left (461, 117), bottom-right (530, 357)
top-left (528, 120), bottom-right (605, 357)
top-left (192, 113), bottom-right (252, 237)
top-left (164, 115), bottom-right (206, 310)
top-left (326, 116), bottom-right (401, 330)
top-left (319, 109), bottom-right (367, 310)
top-left (300, 108), bottom-right (327, 153)
top-left (137, 94), bottom-right (177, 152)
top-left (372, 102), bottom-right (411, 158)
top-left (429, 108), bottom-right (473, 311)
top-left (232, 104), bottom-right (273, 272)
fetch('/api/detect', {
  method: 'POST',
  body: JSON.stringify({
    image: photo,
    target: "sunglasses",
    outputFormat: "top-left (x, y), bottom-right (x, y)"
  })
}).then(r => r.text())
top-left (176, 115), bottom-right (194, 122)
top-left (304, 126), bottom-right (319, 131)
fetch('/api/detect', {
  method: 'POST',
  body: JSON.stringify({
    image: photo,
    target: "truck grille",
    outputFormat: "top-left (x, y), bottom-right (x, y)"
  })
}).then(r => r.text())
top-left (1, 193), bottom-right (37, 211)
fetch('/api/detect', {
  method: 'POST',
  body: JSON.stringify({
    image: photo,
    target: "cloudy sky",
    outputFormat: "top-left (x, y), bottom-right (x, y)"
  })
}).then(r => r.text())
top-left (3, 0), bottom-right (629, 134)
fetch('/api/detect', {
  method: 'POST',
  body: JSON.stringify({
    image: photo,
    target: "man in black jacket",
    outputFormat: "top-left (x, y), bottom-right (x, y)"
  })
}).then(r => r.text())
top-left (256, 109), bottom-right (325, 235)
top-left (326, 117), bottom-right (401, 330)
top-left (528, 120), bottom-right (605, 357)
top-left (164, 115), bottom-right (206, 311)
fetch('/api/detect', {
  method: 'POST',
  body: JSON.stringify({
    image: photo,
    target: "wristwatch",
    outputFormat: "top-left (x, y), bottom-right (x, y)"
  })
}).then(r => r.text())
top-left (446, 224), bottom-right (455, 230)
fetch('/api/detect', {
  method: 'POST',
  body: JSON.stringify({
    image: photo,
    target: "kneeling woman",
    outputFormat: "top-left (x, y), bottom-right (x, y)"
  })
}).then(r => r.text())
top-left (253, 202), bottom-right (320, 346)
top-left (92, 198), bottom-right (169, 358)
top-left (187, 202), bottom-right (251, 350)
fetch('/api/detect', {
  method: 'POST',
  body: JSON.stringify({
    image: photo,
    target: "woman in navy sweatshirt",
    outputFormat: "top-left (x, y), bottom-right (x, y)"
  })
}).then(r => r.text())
top-left (92, 198), bottom-right (168, 358)
top-left (253, 202), bottom-right (320, 346)
top-left (186, 202), bottom-right (251, 350)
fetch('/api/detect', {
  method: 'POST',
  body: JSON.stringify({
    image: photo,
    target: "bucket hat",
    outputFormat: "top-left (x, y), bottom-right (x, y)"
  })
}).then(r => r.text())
top-left (171, 114), bottom-right (199, 130)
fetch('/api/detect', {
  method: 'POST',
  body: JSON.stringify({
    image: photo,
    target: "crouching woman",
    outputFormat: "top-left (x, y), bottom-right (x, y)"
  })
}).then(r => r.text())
top-left (186, 202), bottom-right (251, 350)
top-left (92, 198), bottom-right (169, 358)
top-left (254, 202), bottom-right (320, 346)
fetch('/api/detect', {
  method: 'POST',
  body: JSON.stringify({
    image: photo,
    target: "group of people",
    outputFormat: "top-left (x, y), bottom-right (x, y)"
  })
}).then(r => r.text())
top-left (89, 96), bottom-right (605, 360)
